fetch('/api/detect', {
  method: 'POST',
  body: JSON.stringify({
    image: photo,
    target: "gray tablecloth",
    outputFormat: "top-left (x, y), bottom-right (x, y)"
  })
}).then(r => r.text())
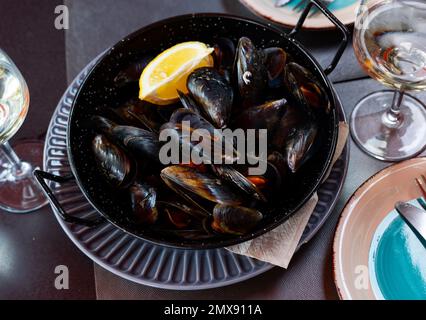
top-left (64, 0), bottom-right (426, 300)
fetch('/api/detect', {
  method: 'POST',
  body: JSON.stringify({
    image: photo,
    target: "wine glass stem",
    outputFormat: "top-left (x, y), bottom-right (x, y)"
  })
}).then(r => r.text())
top-left (383, 90), bottom-right (405, 128)
top-left (0, 142), bottom-right (25, 175)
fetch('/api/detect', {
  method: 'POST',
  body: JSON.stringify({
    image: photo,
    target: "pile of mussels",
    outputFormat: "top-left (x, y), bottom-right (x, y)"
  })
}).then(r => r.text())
top-left (91, 37), bottom-right (330, 240)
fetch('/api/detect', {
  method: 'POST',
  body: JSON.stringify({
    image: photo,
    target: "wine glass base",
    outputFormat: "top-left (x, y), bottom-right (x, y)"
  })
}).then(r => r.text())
top-left (350, 90), bottom-right (426, 162)
top-left (0, 140), bottom-right (48, 213)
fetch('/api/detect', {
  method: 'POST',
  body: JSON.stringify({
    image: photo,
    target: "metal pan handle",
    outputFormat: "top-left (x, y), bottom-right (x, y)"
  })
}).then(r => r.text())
top-left (289, 0), bottom-right (350, 75)
top-left (34, 170), bottom-right (105, 227)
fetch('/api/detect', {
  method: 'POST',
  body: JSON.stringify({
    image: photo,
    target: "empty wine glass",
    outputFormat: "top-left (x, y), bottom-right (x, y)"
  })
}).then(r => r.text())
top-left (0, 48), bottom-right (47, 212)
top-left (351, 0), bottom-right (426, 161)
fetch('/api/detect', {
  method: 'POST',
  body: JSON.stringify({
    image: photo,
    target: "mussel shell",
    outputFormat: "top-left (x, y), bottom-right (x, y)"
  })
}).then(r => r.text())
top-left (271, 104), bottom-right (305, 151)
top-left (158, 201), bottom-right (209, 230)
top-left (162, 108), bottom-right (239, 164)
top-left (212, 205), bottom-right (263, 235)
top-left (161, 165), bottom-right (243, 206)
top-left (213, 37), bottom-right (236, 82)
top-left (286, 121), bottom-right (319, 173)
top-left (235, 37), bottom-right (268, 106)
top-left (212, 165), bottom-right (267, 202)
top-left (129, 182), bottom-right (158, 225)
top-left (264, 47), bottom-right (287, 88)
top-left (122, 128), bottom-right (161, 162)
top-left (99, 122), bottom-right (161, 163)
top-left (187, 67), bottom-right (234, 129)
top-left (92, 134), bottom-right (136, 189)
top-left (177, 90), bottom-right (202, 115)
top-left (169, 108), bottom-right (214, 133)
top-left (284, 62), bottom-right (330, 113)
top-left (158, 201), bottom-right (207, 220)
top-left (233, 98), bottom-right (287, 135)
top-left (165, 207), bottom-right (191, 229)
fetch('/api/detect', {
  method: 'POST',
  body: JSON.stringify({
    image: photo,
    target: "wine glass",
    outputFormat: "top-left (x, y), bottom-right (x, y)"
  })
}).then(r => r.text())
top-left (0, 48), bottom-right (47, 212)
top-left (351, 0), bottom-right (426, 161)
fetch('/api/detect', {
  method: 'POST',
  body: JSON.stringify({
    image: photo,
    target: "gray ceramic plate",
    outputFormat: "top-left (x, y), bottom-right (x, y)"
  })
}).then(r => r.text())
top-left (43, 58), bottom-right (349, 290)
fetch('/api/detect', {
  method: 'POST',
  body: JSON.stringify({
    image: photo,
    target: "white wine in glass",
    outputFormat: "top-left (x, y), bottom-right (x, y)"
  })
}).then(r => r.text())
top-left (351, 0), bottom-right (426, 161)
top-left (0, 48), bottom-right (47, 213)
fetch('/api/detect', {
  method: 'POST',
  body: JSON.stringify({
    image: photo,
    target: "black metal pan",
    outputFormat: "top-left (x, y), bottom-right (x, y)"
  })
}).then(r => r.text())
top-left (35, 0), bottom-right (349, 249)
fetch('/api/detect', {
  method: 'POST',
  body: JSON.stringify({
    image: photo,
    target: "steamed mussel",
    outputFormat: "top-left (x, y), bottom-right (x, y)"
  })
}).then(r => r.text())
top-left (284, 62), bottom-right (330, 113)
top-left (264, 47), bottom-right (287, 88)
top-left (233, 98), bottom-right (287, 137)
top-left (92, 134), bottom-right (136, 189)
top-left (212, 165), bottom-right (267, 202)
top-left (89, 35), bottom-right (329, 240)
top-left (130, 182), bottom-right (158, 225)
top-left (161, 108), bottom-right (239, 164)
top-left (212, 205), bottom-right (263, 236)
top-left (160, 165), bottom-right (243, 206)
top-left (285, 121), bottom-right (319, 173)
top-left (187, 67), bottom-right (234, 128)
top-left (235, 37), bottom-right (268, 106)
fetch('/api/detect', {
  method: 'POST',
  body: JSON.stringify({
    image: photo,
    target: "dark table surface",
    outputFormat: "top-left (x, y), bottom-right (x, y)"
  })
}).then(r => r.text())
top-left (0, 0), bottom-right (425, 300)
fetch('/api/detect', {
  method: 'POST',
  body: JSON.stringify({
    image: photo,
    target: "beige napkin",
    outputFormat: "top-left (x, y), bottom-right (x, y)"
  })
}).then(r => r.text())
top-left (227, 122), bottom-right (349, 268)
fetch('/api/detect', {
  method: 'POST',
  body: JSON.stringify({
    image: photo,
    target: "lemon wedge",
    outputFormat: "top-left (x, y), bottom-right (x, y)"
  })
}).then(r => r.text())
top-left (139, 41), bottom-right (214, 105)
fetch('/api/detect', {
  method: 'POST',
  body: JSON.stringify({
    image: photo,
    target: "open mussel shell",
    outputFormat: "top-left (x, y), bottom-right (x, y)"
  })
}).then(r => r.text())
top-left (212, 205), bottom-right (263, 235)
top-left (157, 201), bottom-right (208, 230)
top-left (235, 37), bottom-right (268, 106)
top-left (284, 62), bottom-right (330, 113)
top-left (160, 165), bottom-right (243, 206)
top-left (187, 67), bottom-right (234, 129)
top-left (158, 176), bottom-right (213, 216)
top-left (164, 206), bottom-right (192, 229)
top-left (129, 182), bottom-right (158, 225)
top-left (212, 165), bottom-right (267, 202)
top-left (92, 134), bottom-right (136, 189)
top-left (286, 121), bottom-right (319, 173)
